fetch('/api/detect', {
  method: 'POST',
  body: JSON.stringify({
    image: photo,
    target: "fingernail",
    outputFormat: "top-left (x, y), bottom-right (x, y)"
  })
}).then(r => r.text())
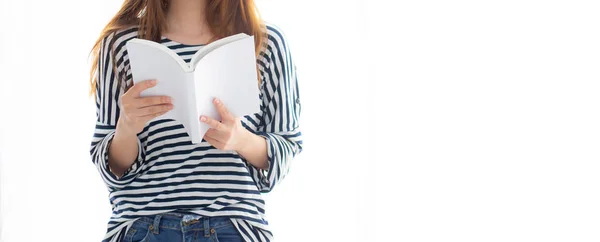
top-left (151, 80), bottom-right (157, 84)
top-left (200, 116), bottom-right (206, 121)
top-left (214, 98), bottom-right (220, 104)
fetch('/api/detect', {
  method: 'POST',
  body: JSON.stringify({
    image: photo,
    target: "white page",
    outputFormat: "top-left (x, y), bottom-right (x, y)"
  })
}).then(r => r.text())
top-left (190, 33), bottom-right (249, 65)
top-left (194, 36), bottom-right (261, 140)
top-left (126, 41), bottom-right (199, 141)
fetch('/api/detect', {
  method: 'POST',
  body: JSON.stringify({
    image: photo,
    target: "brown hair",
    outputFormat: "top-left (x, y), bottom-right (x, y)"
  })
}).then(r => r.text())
top-left (88, 0), bottom-right (265, 96)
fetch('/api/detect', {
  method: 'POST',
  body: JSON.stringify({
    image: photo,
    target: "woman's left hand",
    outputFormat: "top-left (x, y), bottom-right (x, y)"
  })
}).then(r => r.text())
top-left (200, 98), bottom-right (250, 151)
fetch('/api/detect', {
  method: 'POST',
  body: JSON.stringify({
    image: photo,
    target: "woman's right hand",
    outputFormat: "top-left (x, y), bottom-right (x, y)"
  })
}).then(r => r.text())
top-left (117, 79), bottom-right (173, 135)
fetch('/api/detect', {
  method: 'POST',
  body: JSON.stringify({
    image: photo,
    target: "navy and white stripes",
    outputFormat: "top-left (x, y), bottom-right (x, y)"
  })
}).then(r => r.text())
top-left (89, 23), bottom-right (302, 242)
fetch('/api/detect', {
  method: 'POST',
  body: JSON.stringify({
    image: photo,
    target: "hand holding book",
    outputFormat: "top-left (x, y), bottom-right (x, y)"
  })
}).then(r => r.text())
top-left (199, 97), bottom-right (248, 151)
top-left (200, 97), bottom-right (269, 170)
top-left (117, 79), bottom-right (173, 136)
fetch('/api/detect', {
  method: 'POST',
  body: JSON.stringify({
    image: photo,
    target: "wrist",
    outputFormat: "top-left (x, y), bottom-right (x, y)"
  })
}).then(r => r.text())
top-left (236, 128), bottom-right (255, 154)
top-left (116, 117), bottom-right (136, 138)
top-left (236, 129), bottom-right (269, 170)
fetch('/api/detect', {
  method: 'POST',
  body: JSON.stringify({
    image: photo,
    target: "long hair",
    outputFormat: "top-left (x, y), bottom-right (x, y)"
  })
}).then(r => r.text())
top-left (88, 0), bottom-right (265, 96)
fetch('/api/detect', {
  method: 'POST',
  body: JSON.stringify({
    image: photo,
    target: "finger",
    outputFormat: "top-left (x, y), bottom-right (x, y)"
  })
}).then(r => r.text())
top-left (134, 104), bottom-right (173, 117)
top-left (140, 109), bottom-right (169, 123)
top-left (136, 96), bottom-right (172, 108)
top-left (127, 79), bottom-right (156, 97)
top-left (203, 135), bottom-right (225, 150)
top-left (200, 115), bottom-right (225, 130)
top-left (213, 98), bottom-right (234, 121)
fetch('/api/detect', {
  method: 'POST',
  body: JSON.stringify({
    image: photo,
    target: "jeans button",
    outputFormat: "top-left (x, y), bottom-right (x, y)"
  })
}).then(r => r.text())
top-left (210, 228), bottom-right (216, 234)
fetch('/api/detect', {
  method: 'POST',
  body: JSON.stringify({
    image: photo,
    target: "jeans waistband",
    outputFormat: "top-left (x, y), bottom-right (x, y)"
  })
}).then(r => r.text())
top-left (134, 211), bottom-right (234, 235)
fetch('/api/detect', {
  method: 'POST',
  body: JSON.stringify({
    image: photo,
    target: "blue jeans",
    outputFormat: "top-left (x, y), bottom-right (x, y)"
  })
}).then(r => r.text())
top-left (121, 211), bottom-right (244, 242)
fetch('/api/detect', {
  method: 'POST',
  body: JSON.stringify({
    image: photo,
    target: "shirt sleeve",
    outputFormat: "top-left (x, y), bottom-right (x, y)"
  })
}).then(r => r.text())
top-left (89, 31), bottom-right (145, 192)
top-left (246, 24), bottom-right (303, 193)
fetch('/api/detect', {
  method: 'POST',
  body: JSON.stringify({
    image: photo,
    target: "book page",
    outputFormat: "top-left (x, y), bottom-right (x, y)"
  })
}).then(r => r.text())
top-left (193, 36), bottom-right (261, 140)
top-left (190, 33), bottom-right (248, 66)
top-left (126, 40), bottom-right (199, 141)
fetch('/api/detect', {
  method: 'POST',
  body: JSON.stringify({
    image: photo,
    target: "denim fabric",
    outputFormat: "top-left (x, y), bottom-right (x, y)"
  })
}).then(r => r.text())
top-left (121, 211), bottom-right (244, 242)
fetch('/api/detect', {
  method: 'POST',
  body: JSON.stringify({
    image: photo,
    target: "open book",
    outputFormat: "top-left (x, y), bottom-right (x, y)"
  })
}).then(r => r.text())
top-left (126, 33), bottom-right (261, 144)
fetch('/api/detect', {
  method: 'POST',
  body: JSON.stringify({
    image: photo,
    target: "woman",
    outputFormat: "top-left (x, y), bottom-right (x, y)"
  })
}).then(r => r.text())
top-left (88, 0), bottom-right (302, 241)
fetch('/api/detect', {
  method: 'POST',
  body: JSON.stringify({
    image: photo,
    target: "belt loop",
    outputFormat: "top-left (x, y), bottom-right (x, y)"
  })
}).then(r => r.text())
top-left (203, 217), bottom-right (210, 237)
top-left (152, 214), bottom-right (162, 235)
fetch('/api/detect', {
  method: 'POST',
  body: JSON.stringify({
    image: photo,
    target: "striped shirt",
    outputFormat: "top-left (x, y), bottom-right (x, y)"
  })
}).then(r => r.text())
top-left (90, 23), bottom-right (302, 242)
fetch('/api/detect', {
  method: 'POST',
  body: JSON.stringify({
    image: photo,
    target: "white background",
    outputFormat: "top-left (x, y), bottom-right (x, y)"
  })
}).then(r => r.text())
top-left (0, 0), bottom-right (599, 242)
